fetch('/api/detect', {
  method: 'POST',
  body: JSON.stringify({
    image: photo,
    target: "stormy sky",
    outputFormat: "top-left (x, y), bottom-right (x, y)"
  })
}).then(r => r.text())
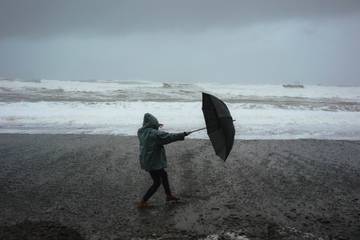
top-left (0, 0), bottom-right (360, 85)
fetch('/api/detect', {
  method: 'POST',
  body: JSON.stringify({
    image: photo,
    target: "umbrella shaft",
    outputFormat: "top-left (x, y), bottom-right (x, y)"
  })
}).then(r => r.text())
top-left (189, 120), bottom-right (235, 134)
top-left (189, 127), bottom-right (207, 134)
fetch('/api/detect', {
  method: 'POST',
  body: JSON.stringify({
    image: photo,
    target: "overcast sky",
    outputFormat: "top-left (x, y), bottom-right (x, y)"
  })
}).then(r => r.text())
top-left (0, 0), bottom-right (360, 85)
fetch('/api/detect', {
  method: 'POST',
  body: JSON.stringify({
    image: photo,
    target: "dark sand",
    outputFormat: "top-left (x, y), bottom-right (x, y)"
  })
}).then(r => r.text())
top-left (0, 134), bottom-right (359, 240)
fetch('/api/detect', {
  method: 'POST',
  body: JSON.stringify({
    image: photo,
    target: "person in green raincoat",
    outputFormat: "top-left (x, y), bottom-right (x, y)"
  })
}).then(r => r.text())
top-left (137, 113), bottom-right (189, 208)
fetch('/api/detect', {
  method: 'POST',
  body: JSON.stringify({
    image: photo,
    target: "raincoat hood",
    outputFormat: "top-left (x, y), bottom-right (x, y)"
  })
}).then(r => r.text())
top-left (142, 113), bottom-right (160, 129)
top-left (137, 113), bottom-right (186, 171)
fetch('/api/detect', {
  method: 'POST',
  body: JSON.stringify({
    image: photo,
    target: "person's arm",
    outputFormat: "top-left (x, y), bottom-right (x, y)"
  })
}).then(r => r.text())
top-left (155, 130), bottom-right (188, 145)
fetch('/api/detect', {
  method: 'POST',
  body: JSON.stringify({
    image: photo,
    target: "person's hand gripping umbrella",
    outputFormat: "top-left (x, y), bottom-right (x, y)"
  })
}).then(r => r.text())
top-left (188, 92), bottom-right (235, 161)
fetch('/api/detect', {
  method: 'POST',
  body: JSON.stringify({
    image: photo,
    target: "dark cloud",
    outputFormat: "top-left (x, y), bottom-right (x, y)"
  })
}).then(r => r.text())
top-left (1, 1), bottom-right (360, 85)
top-left (1, 0), bottom-right (360, 38)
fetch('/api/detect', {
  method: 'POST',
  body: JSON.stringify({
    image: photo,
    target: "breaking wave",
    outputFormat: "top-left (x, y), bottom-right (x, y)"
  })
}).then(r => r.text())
top-left (1, 78), bottom-right (360, 112)
top-left (1, 78), bottom-right (360, 139)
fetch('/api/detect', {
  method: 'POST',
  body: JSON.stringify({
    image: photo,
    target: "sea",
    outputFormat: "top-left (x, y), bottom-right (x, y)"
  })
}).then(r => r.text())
top-left (1, 77), bottom-right (360, 140)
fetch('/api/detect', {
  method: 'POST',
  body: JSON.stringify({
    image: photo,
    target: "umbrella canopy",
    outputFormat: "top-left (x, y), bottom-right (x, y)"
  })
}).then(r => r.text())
top-left (202, 92), bottom-right (235, 161)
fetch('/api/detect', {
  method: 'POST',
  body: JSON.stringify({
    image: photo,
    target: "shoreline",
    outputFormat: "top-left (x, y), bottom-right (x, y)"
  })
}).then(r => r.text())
top-left (1, 132), bottom-right (360, 141)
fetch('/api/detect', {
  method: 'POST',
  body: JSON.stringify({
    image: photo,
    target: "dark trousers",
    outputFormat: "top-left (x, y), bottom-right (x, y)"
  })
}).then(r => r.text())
top-left (142, 168), bottom-right (171, 201)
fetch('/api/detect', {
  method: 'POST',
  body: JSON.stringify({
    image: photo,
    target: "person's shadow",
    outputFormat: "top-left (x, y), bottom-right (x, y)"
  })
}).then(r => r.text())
top-left (0, 220), bottom-right (84, 240)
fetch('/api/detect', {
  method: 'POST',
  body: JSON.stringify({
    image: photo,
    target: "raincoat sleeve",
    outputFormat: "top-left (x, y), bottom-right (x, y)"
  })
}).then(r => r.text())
top-left (155, 131), bottom-right (185, 145)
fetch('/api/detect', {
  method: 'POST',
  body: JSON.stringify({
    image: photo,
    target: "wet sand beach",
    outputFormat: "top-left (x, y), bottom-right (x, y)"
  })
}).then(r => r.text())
top-left (0, 134), bottom-right (359, 239)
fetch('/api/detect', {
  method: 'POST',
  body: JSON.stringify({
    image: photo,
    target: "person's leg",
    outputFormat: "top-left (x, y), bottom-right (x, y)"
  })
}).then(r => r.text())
top-left (159, 169), bottom-right (179, 201)
top-left (159, 169), bottom-right (171, 196)
top-left (142, 170), bottom-right (161, 202)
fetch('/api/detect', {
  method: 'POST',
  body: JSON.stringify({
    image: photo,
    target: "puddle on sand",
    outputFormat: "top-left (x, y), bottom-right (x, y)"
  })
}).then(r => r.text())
top-left (173, 203), bottom-right (222, 234)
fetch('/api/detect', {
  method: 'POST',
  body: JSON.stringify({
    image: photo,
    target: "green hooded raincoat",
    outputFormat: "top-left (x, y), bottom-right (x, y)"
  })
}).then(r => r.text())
top-left (137, 113), bottom-right (185, 171)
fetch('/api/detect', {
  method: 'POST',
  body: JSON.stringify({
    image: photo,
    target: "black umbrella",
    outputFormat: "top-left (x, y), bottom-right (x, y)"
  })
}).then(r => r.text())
top-left (189, 92), bottom-right (235, 161)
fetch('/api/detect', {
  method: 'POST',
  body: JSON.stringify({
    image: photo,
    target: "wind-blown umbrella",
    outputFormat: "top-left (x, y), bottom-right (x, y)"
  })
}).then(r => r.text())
top-left (189, 92), bottom-right (235, 161)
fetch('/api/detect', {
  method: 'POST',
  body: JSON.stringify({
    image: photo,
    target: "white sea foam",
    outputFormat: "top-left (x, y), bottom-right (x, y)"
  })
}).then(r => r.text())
top-left (1, 78), bottom-right (360, 139)
top-left (1, 101), bottom-right (360, 139)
